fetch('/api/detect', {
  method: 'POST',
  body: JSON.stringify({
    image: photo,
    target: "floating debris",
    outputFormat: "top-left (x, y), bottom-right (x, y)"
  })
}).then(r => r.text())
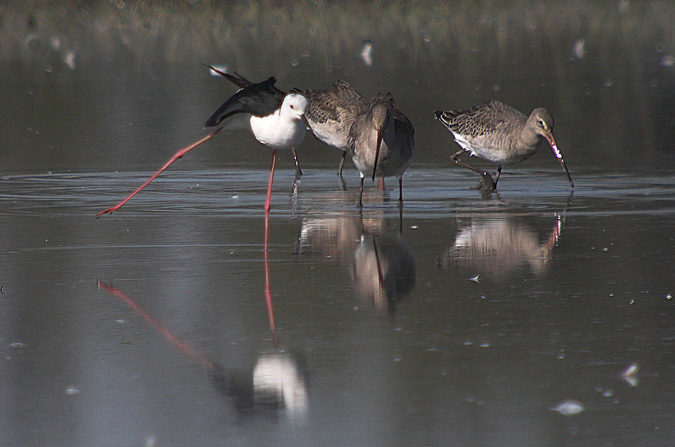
top-left (50, 36), bottom-right (61, 51)
top-left (468, 274), bottom-right (480, 283)
top-left (622, 363), bottom-right (639, 387)
top-left (551, 400), bottom-right (585, 416)
top-left (64, 50), bottom-right (77, 70)
top-left (595, 386), bottom-right (614, 398)
top-left (662, 54), bottom-right (675, 68)
top-left (572, 38), bottom-right (585, 59)
top-left (10, 342), bottom-right (25, 349)
top-left (65, 386), bottom-right (80, 395)
top-left (360, 40), bottom-right (373, 66)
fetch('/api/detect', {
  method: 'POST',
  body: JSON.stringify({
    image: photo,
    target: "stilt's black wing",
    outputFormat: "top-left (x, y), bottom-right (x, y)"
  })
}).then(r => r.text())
top-left (204, 77), bottom-right (286, 127)
top-left (203, 64), bottom-right (252, 89)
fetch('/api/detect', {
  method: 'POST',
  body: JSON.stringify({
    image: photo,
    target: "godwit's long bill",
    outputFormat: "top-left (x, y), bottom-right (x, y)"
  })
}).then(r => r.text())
top-left (295, 80), bottom-right (369, 177)
top-left (349, 92), bottom-right (415, 208)
top-left (434, 100), bottom-right (573, 191)
top-left (97, 69), bottom-right (308, 218)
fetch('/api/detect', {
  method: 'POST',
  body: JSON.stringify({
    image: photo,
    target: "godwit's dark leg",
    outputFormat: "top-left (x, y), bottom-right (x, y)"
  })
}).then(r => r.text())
top-left (451, 148), bottom-right (495, 190)
top-left (264, 149), bottom-right (278, 215)
top-left (493, 165), bottom-right (503, 189)
top-left (337, 151), bottom-right (347, 177)
top-left (291, 147), bottom-right (302, 178)
top-left (397, 177), bottom-right (403, 209)
top-left (358, 176), bottom-right (365, 208)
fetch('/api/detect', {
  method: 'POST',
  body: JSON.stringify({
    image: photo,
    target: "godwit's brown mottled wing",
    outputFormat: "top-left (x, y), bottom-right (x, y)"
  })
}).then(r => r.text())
top-left (435, 99), bottom-right (574, 189)
top-left (435, 100), bottom-right (527, 140)
top-left (301, 80), bottom-right (369, 149)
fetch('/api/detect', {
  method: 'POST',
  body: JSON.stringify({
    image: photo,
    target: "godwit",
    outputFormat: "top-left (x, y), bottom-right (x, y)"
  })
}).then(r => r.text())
top-left (97, 70), bottom-right (308, 218)
top-left (296, 80), bottom-right (369, 177)
top-left (349, 92), bottom-right (415, 208)
top-left (434, 100), bottom-right (573, 190)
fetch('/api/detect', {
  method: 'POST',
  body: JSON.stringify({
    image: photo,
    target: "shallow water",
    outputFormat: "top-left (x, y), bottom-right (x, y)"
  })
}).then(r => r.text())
top-left (2, 2), bottom-right (675, 446)
top-left (1, 169), bottom-right (673, 446)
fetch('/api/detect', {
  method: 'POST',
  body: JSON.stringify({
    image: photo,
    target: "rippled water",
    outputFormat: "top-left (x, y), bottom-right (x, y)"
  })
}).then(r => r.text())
top-left (1, 168), bottom-right (673, 446)
top-left (2, 2), bottom-right (675, 446)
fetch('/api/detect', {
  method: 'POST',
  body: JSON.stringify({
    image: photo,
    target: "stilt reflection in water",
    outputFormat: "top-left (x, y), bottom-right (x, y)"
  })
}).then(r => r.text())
top-left (97, 274), bottom-right (308, 422)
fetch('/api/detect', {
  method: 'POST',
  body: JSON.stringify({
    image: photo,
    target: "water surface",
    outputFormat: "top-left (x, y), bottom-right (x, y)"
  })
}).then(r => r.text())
top-left (1, 2), bottom-right (674, 446)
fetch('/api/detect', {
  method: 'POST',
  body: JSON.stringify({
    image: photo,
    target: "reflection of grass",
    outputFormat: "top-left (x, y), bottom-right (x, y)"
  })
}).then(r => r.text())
top-left (4, 0), bottom-right (673, 74)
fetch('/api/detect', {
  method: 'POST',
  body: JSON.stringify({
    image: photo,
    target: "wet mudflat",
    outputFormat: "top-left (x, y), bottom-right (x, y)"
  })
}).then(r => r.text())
top-left (1, 1), bottom-right (675, 446)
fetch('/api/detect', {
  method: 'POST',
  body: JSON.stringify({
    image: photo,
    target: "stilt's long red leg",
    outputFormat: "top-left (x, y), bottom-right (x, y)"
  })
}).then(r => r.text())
top-left (263, 214), bottom-right (279, 348)
top-left (96, 127), bottom-right (223, 218)
top-left (264, 149), bottom-right (277, 215)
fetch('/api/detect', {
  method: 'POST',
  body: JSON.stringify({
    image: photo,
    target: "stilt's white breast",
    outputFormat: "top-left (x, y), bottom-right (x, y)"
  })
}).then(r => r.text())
top-left (249, 93), bottom-right (308, 150)
top-left (250, 112), bottom-right (306, 150)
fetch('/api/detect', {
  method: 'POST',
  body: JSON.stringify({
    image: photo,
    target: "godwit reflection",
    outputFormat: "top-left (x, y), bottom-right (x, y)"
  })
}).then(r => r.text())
top-left (294, 212), bottom-right (416, 315)
top-left (438, 213), bottom-right (564, 281)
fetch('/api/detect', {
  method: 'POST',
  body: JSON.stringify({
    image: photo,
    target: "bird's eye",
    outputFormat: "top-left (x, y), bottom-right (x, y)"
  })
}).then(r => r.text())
top-left (290, 104), bottom-right (295, 109)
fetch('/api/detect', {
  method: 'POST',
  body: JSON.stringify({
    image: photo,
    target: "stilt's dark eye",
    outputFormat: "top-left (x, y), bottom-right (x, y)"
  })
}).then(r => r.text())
top-left (290, 104), bottom-right (295, 109)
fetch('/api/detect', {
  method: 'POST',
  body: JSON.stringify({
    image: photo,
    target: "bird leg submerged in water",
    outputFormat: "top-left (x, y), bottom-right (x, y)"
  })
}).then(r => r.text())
top-left (450, 148), bottom-right (496, 191)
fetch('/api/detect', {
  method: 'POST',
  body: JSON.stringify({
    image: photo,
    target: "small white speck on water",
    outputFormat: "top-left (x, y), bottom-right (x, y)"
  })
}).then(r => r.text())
top-left (595, 386), bottom-right (614, 398)
top-left (468, 274), bottom-right (480, 283)
top-left (661, 54), bottom-right (675, 67)
top-left (410, 225), bottom-right (418, 229)
top-left (572, 38), bottom-right (585, 59)
top-left (231, 195), bottom-right (239, 199)
top-left (144, 434), bottom-right (158, 447)
top-left (551, 400), bottom-right (584, 416)
top-left (666, 294), bottom-right (672, 300)
top-left (622, 363), bottom-right (639, 387)
top-left (65, 386), bottom-right (80, 395)
top-left (10, 342), bottom-right (25, 349)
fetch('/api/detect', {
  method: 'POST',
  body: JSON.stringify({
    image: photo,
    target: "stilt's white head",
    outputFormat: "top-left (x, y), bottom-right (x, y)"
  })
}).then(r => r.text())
top-left (281, 93), bottom-right (309, 120)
